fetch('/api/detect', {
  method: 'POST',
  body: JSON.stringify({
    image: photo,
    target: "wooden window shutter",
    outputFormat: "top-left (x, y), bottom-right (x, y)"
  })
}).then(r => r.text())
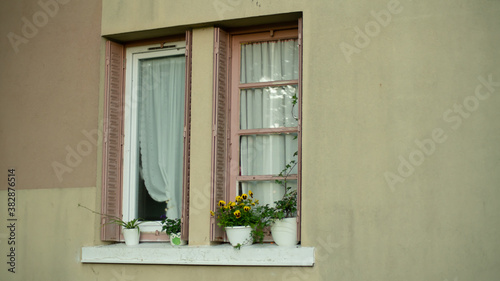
top-left (297, 17), bottom-right (303, 242)
top-left (101, 40), bottom-right (125, 241)
top-left (181, 30), bottom-right (193, 241)
top-left (210, 28), bottom-right (230, 242)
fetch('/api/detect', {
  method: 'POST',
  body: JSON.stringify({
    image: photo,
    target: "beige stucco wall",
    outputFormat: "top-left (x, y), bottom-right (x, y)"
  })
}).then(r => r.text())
top-left (1, 0), bottom-right (499, 280)
top-left (0, 0), bottom-right (102, 189)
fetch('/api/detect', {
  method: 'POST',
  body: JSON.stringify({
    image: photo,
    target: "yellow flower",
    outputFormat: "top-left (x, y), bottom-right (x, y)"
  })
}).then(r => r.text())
top-left (210, 210), bottom-right (215, 216)
top-left (255, 199), bottom-right (259, 204)
top-left (239, 203), bottom-right (245, 206)
top-left (234, 210), bottom-right (241, 218)
top-left (235, 196), bottom-right (242, 202)
top-left (244, 206), bottom-right (251, 212)
top-left (218, 200), bottom-right (226, 207)
top-left (251, 203), bottom-right (255, 206)
top-left (229, 201), bottom-right (236, 209)
top-left (249, 190), bottom-right (254, 198)
top-left (241, 193), bottom-right (248, 200)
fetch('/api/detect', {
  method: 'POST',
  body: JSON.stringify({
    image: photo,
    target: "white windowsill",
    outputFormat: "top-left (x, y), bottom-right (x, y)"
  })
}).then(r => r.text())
top-left (81, 243), bottom-right (314, 266)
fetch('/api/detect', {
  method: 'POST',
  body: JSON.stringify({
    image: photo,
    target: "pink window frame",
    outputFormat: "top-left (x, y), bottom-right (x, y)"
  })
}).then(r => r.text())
top-left (102, 33), bottom-right (192, 243)
top-left (228, 28), bottom-right (302, 214)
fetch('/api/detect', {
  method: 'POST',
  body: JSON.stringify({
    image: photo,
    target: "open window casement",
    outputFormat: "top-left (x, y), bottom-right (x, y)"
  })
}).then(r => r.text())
top-left (101, 40), bottom-right (125, 241)
top-left (102, 31), bottom-right (192, 242)
top-left (211, 20), bottom-right (303, 243)
top-left (181, 30), bottom-right (192, 241)
top-left (210, 28), bottom-right (230, 242)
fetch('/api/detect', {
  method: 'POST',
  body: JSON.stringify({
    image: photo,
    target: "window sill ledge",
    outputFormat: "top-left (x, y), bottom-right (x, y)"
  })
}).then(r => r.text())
top-left (81, 243), bottom-right (314, 266)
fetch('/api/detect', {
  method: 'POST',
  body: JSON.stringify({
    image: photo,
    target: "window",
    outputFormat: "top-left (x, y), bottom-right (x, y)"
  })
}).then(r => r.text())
top-left (211, 21), bottom-right (302, 242)
top-left (101, 32), bottom-right (192, 242)
top-left (85, 19), bottom-right (315, 267)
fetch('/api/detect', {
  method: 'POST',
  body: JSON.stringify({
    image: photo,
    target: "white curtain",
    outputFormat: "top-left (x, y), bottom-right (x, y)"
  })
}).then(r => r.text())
top-left (138, 55), bottom-right (185, 219)
top-left (239, 40), bottom-right (299, 206)
top-left (240, 39), bottom-right (299, 83)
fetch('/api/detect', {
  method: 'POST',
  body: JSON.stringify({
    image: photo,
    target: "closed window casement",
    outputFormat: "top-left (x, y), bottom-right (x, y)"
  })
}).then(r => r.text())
top-left (101, 32), bottom-right (192, 242)
top-left (211, 20), bottom-right (302, 242)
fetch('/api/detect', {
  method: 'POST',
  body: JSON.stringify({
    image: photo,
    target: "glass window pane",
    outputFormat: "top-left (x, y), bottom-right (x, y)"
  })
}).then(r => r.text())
top-left (137, 55), bottom-right (185, 220)
top-left (137, 172), bottom-right (167, 221)
top-left (239, 180), bottom-right (297, 207)
top-left (240, 39), bottom-right (299, 83)
top-left (240, 133), bottom-right (298, 176)
top-left (240, 85), bottom-right (298, 130)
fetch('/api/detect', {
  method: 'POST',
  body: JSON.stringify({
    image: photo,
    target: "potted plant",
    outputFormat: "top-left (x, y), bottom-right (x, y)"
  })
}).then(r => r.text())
top-left (264, 91), bottom-right (300, 246)
top-left (267, 186), bottom-right (298, 246)
top-left (210, 191), bottom-right (263, 247)
top-left (78, 204), bottom-right (143, 246)
top-left (160, 216), bottom-right (186, 246)
top-left (110, 218), bottom-right (144, 246)
top-left (265, 158), bottom-right (299, 247)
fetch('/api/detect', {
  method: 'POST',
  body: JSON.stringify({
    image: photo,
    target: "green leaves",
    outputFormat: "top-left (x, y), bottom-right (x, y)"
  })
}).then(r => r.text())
top-left (291, 92), bottom-right (298, 105)
top-left (270, 150), bottom-right (299, 220)
top-left (110, 218), bottom-right (144, 230)
top-left (161, 217), bottom-right (181, 235)
top-left (291, 92), bottom-right (299, 121)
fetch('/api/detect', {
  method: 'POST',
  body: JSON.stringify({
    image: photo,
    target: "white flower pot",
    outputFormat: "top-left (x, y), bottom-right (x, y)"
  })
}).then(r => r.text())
top-left (122, 228), bottom-right (140, 246)
top-left (169, 232), bottom-right (187, 246)
top-left (225, 226), bottom-right (253, 247)
top-left (271, 217), bottom-right (298, 247)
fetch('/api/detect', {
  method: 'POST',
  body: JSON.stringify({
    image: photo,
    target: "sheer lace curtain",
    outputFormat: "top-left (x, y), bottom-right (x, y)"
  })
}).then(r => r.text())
top-left (138, 55), bottom-right (185, 219)
top-left (239, 39), bottom-right (299, 206)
